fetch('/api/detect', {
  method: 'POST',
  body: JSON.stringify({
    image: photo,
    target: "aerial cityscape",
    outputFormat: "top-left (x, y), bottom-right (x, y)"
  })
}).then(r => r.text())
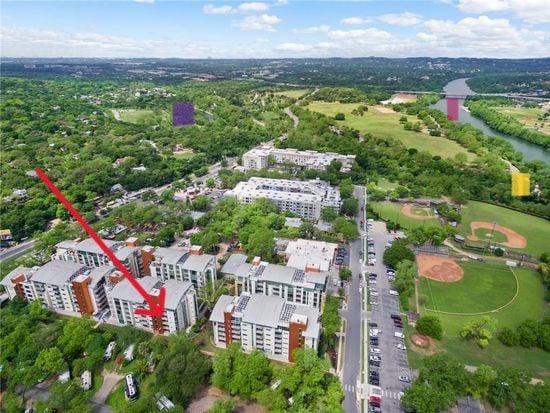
top-left (0, 1), bottom-right (549, 413)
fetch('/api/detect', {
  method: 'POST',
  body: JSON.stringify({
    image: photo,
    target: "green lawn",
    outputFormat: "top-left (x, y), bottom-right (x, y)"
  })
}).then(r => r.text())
top-left (420, 266), bottom-right (546, 336)
top-left (414, 266), bottom-right (549, 377)
top-left (274, 89), bottom-right (311, 99)
top-left (459, 200), bottom-right (550, 256)
top-left (115, 109), bottom-right (168, 124)
top-left (370, 201), bottom-right (442, 229)
top-left (172, 151), bottom-right (196, 160)
top-left (374, 178), bottom-right (398, 191)
top-left (419, 262), bottom-right (517, 314)
top-left (474, 228), bottom-right (507, 244)
top-left (106, 373), bottom-right (156, 412)
top-left (307, 101), bottom-right (474, 160)
top-left (496, 106), bottom-right (549, 135)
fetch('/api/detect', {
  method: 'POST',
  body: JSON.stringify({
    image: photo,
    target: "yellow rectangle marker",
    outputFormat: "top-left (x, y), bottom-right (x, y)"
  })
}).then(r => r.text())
top-left (511, 173), bottom-right (530, 196)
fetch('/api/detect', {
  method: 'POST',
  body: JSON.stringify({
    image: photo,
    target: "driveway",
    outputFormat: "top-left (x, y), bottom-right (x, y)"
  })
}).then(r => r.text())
top-left (91, 371), bottom-right (124, 406)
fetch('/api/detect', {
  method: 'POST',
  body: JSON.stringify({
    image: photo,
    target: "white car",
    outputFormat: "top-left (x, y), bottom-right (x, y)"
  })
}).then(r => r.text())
top-left (397, 344), bottom-right (407, 350)
top-left (371, 291), bottom-right (379, 297)
top-left (369, 332), bottom-right (379, 338)
top-left (389, 290), bottom-right (399, 296)
top-left (371, 301), bottom-right (379, 305)
top-left (369, 279), bottom-right (377, 284)
top-left (398, 375), bottom-right (411, 383)
top-left (394, 332), bottom-right (405, 339)
top-left (369, 328), bottom-right (381, 334)
top-left (369, 355), bottom-right (381, 362)
top-left (370, 348), bottom-right (381, 354)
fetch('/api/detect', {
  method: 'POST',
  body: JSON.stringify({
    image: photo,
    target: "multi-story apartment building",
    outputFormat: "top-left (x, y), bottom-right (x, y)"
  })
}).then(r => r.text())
top-left (284, 239), bottom-right (338, 272)
top-left (145, 245), bottom-right (217, 289)
top-left (210, 293), bottom-right (320, 362)
top-left (53, 237), bottom-right (143, 278)
top-left (242, 146), bottom-right (355, 173)
top-left (222, 255), bottom-right (327, 308)
top-left (1, 266), bottom-right (36, 302)
top-left (225, 177), bottom-right (341, 220)
top-left (0, 260), bottom-right (118, 315)
top-left (105, 275), bottom-right (197, 335)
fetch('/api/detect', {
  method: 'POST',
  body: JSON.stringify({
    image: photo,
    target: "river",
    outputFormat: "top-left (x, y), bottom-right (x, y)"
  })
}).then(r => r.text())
top-left (430, 78), bottom-right (549, 164)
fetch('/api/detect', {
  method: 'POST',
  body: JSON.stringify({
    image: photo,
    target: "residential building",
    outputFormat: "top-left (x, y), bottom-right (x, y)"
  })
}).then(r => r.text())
top-left (1, 266), bottom-right (36, 301)
top-left (53, 237), bottom-right (143, 278)
top-left (145, 245), bottom-right (217, 289)
top-left (284, 239), bottom-right (338, 272)
top-left (210, 293), bottom-right (320, 362)
top-left (222, 256), bottom-right (327, 308)
top-left (106, 276), bottom-right (197, 335)
top-left (225, 177), bottom-right (341, 220)
top-left (242, 146), bottom-right (355, 173)
top-left (1, 261), bottom-right (118, 316)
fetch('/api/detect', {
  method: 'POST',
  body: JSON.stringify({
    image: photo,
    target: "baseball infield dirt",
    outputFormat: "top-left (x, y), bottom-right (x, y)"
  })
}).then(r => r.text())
top-left (402, 203), bottom-right (434, 220)
top-left (467, 221), bottom-right (527, 249)
top-left (417, 254), bottom-right (464, 282)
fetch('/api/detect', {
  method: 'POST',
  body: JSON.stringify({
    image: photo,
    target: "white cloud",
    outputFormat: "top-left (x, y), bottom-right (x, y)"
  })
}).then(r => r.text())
top-left (276, 42), bottom-right (314, 52)
top-left (256, 37), bottom-right (269, 42)
top-left (134, 0), bottom-right (155, 3)
top-left (275, 0), bottom-right (288, 5)
top-left (293, 25), bottom-right (330, 34)
top-left (378, 12), bottom-right (422, 26)
top-left (341, 16), bottom-right (371, 25)
top-left (457, 0), bottom-right (550, 24)
top-left (238, 2), bottom-right (270, 13)
top-left (203, 4), bottom-right (234, 15)
top-left (328, 28), bottom-right (392, 41)
top-left (233, 14), bottom-right (282, 31)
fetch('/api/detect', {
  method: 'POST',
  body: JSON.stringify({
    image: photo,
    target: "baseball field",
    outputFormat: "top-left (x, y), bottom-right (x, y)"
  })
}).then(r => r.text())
top-left (370, 201), bottom-right (442, 229)
top-left (458, 200), bottom-right (550, 257)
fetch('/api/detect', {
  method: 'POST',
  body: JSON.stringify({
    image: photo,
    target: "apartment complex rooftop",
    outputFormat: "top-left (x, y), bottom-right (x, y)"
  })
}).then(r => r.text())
top-left (0, 266), bottom-right (34, 287)
top-left (285, 239), bottom-right (338, 272)
top-left (151, 247), bottom-right (214, 271)
top-left (107, 277), bottom-right (193, 311)
top-left (211, 293), bottom-right (320, 338)
top-left (30, 260), bottom-right (89, 286)
top-left (243, 145), bottom-right (355, 173)
top-left (226, 177), bottom-right (340, 204)
top-left (54, 238), bottom-right (138, 260)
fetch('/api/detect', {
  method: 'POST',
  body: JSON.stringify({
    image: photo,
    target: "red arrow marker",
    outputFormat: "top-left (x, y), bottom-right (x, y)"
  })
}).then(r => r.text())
top-left (36, 168), bottom-right (166, 317)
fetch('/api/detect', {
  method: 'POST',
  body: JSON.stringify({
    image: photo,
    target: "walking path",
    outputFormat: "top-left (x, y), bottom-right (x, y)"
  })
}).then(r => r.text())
top-left (91, 371), bottom-right (124, 405)
top-left (284, 107), bottom-right (299, 128)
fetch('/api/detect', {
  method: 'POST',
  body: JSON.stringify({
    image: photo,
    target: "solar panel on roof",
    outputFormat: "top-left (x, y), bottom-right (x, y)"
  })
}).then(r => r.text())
top-left (280, 303), bottom-right (296, 322)
top-left (236, 294), bottom-right (251, 313)
top-left (293, 269), bottom-right (305, 283)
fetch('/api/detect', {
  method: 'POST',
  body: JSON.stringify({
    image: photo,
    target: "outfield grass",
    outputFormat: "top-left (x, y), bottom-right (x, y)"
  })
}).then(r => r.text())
top-left (459, 200), bottom-right (550, 256)
top-left (474, 228), bottom-right (507, 244)
top-left (420, 262), bottom-right (517, 313)
top-left (370, 201), bottom-right (441, 229)
top-left (496, 106), bottom-right (549, 135)
top-left (307, 101), bottom-right (474, 160)
top-left (421, 266), bottom-right (546, 336)
top-left (274, 89), bottom-right (311, 99)
top-left (414, 266), bottom-right (549, 377)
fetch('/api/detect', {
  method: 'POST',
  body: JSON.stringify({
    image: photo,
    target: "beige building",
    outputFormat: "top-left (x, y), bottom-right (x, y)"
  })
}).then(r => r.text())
top-left (242, 146), bottom-right (355, 173)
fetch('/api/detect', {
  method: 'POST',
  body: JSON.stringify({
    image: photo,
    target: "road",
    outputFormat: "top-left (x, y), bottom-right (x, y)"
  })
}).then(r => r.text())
top-left (341, 185), bottom-right (366, 413)
top-left (0, 239), bottom-right (36, 261)
top-left (364, 221), bottom-right (412, 413)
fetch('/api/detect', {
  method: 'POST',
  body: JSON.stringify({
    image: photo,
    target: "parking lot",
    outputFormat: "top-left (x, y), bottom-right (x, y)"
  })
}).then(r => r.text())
top-left (365, 221), bottom-right (412, 413)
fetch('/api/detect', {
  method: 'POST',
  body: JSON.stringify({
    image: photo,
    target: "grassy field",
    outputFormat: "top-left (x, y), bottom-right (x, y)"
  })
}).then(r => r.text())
top-left (172, 151), bottom-right (195, 160)
top-left (414, 265), bottom-right (549, 377)
top-left (496, 106), bottom-right (549, 135)
top-left (115, 109), bottom-right (168, 124)
top-left (307, 101), bottom-right (474, 160)
top-left (459, 200), bottom-right (550, 256)
top-left (419, 261), bottom-right (517, 314)
top-left (374, 178), bottom-right (398, 191)
top-left (274, 89), bottom-right (311, 99)
top-left (420, 266), bottom-right (546, 336)
top-left (370, 201), bottom-right (441, 229)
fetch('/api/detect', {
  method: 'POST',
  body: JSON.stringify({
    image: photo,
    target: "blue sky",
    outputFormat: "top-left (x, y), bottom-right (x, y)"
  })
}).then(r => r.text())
top-left (1, 1), bottom-right (549, 58)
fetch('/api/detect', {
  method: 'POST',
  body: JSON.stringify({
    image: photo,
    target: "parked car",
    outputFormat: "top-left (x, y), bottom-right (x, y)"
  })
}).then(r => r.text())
top-left (370, 291), bottom-right (379, 297)
top-left (390, 314), bottom-right (402, 320)
top-left (399, 375), bottom-right (411, 382)
top-left (394, 332), bottom-right (405, 339)
top-left (369, 355), bottom-right (381, 362)
top-left (397, 344), bottom-right (407, 350)
top-left (368, 322), bottom-right (378, 327)
top-left (370, 348), bottom-right (381, 354)
top-left (369, 360), bottom-right (380, 367)
top-left (389, 290), bottom-right (399, 296)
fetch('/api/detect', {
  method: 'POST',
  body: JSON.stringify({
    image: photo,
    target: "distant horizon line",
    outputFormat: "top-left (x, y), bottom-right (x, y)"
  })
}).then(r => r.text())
top-left (2, 56), bottom-right (550, 60)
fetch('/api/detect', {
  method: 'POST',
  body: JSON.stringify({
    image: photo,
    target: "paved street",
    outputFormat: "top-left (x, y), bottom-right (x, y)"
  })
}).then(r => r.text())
top-left (0, 239), bottom-right (36, 261)
top-left (364, 221), bottom-right (412, 413)
top-left (341, 186), bottom-right (366, 413)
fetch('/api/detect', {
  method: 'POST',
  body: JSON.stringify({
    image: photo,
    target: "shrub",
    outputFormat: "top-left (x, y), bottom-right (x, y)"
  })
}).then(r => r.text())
top-left (416, 316), bottom-right (443, 340)
top-left (498, 327), bottom-right (519, 347)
